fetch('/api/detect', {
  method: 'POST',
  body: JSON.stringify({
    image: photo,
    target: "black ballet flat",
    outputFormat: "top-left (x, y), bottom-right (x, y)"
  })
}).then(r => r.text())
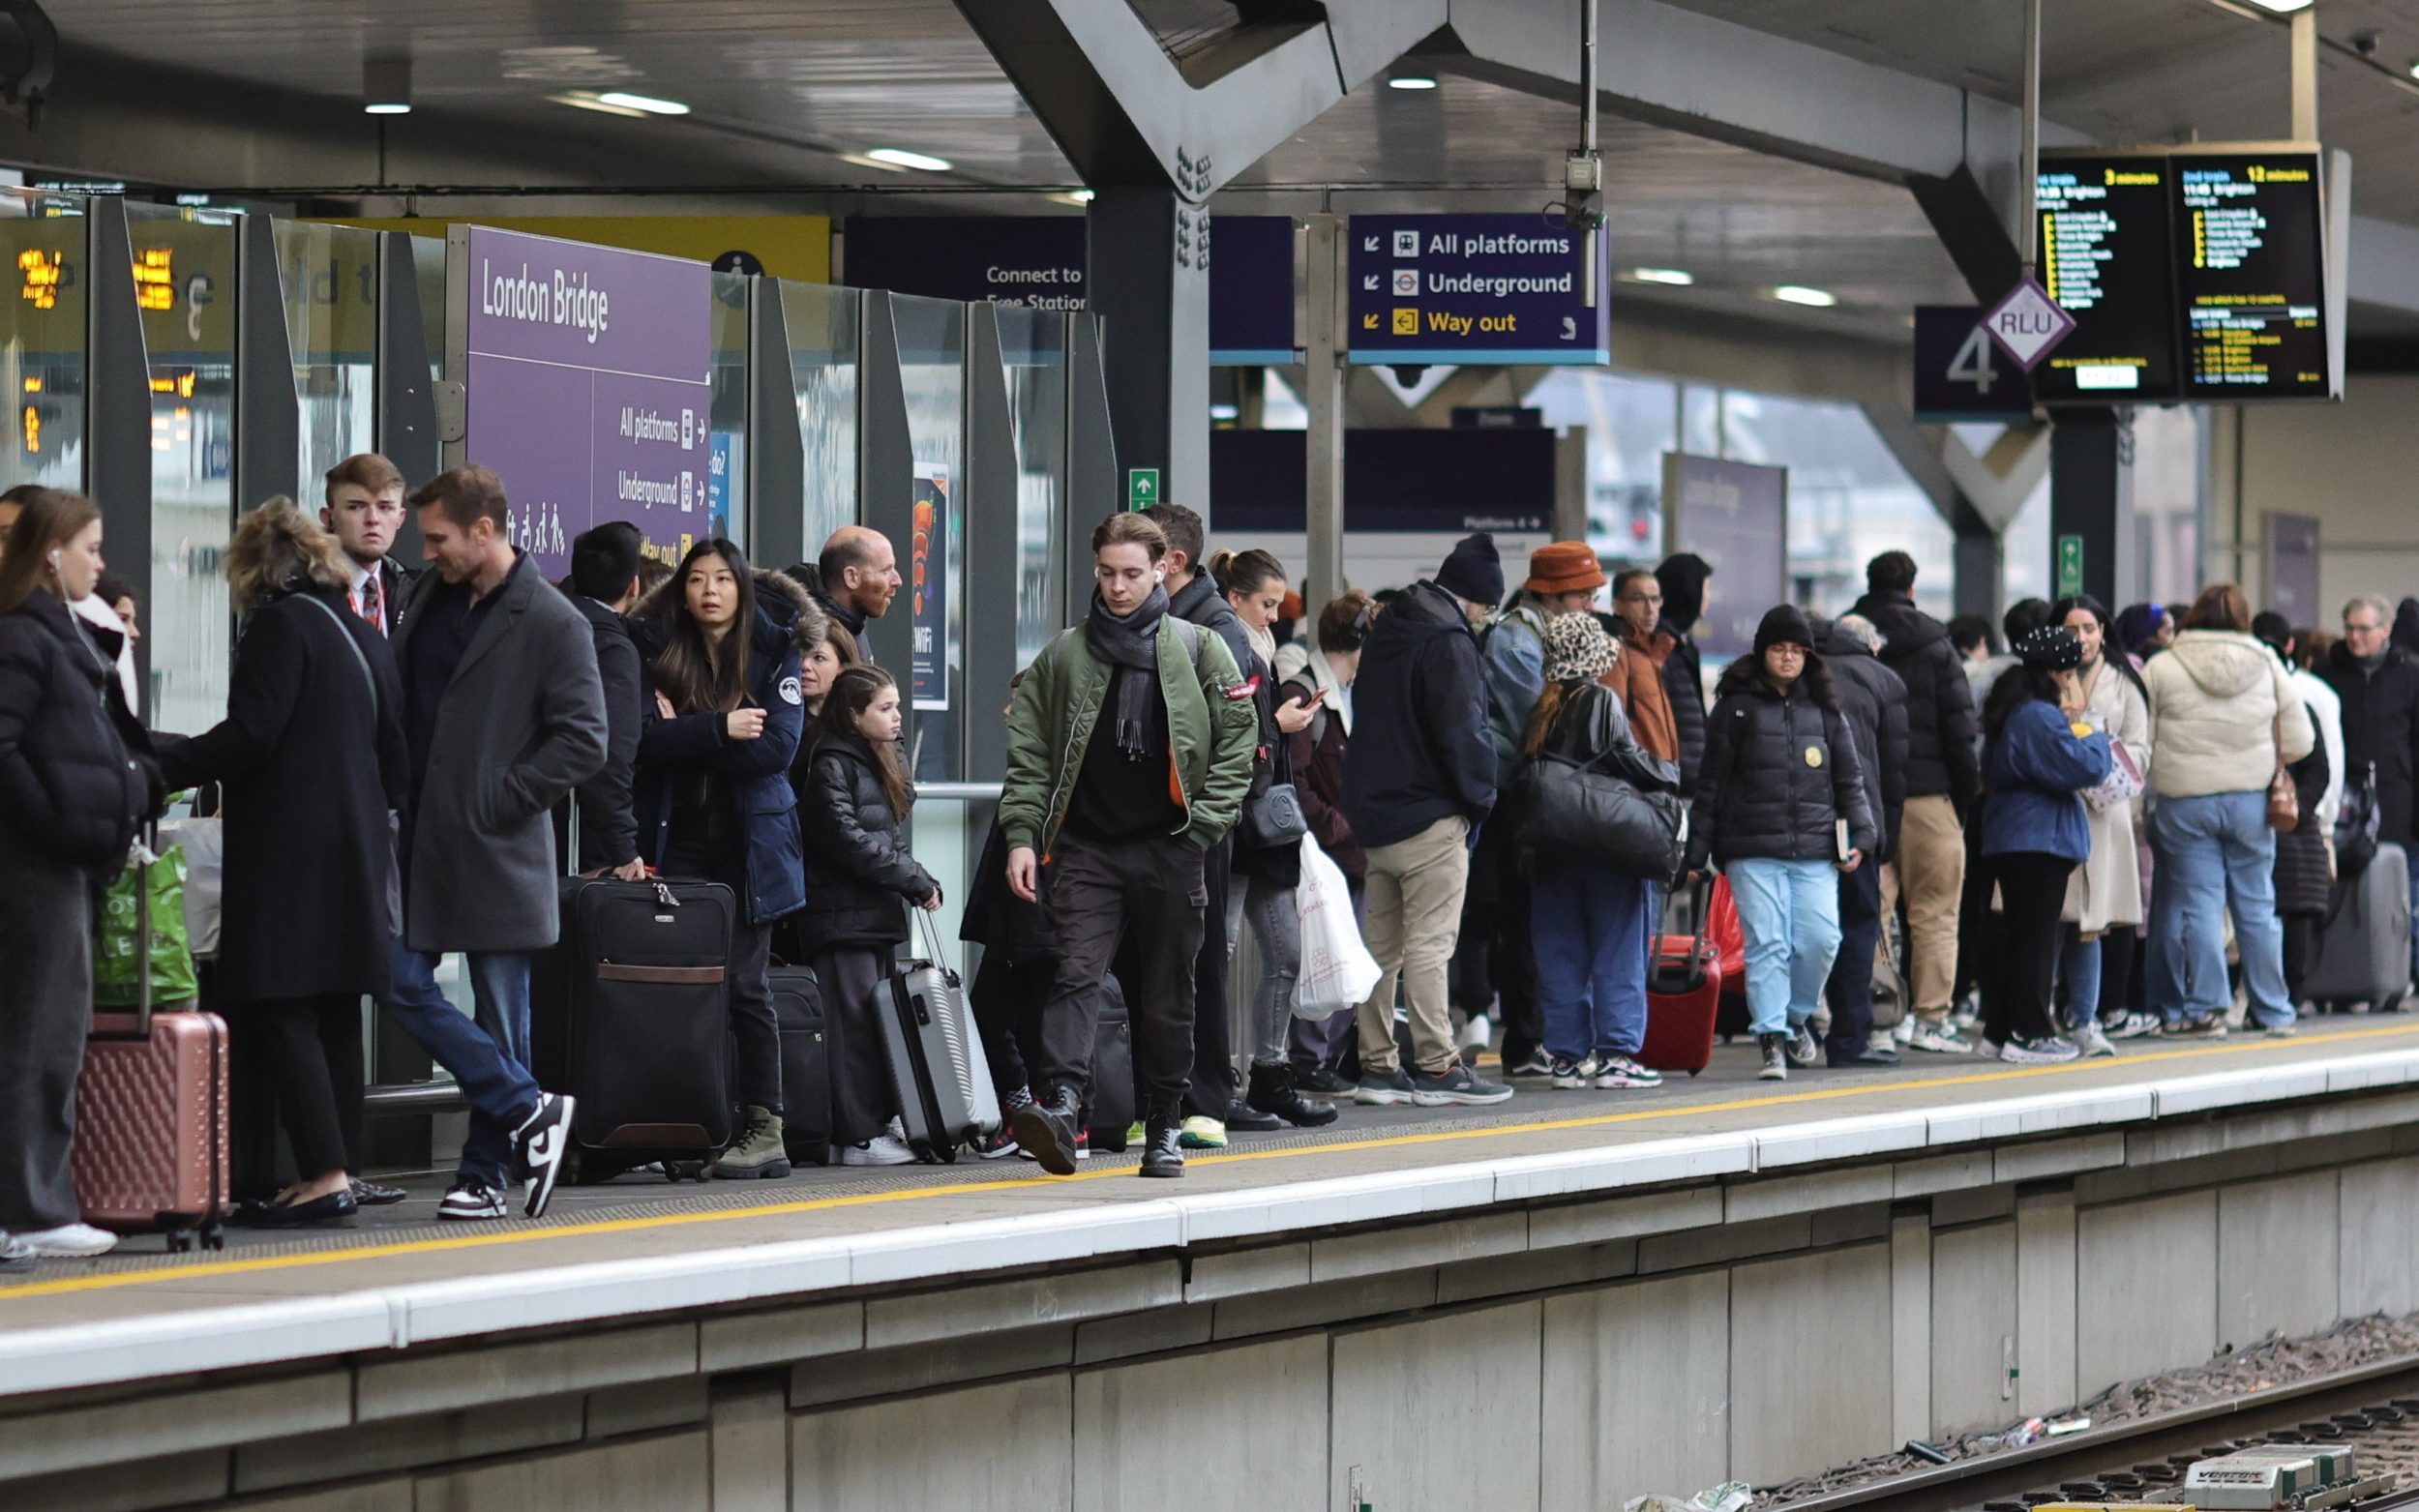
top-left (232, 1190), bottom-right (358, 1229)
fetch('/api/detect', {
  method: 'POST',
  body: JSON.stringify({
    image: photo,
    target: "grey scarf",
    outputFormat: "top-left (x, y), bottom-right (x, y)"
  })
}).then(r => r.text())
top-left (1086, 584), bottom-right (1171, 761)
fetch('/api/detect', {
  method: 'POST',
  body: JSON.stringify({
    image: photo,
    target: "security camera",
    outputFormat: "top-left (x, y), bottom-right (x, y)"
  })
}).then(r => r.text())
top-left (2353, 29), bottom-right (2382, 58)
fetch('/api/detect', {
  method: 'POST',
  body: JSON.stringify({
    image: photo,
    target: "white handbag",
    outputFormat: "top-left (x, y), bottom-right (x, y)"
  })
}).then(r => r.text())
top-left (1292, 832), bottom-right (1380, 1019)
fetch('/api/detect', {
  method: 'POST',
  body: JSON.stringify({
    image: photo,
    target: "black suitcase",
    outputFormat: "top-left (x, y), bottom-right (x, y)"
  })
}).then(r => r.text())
top-left (769, 964), bottom-right (831, 1164)
top-left (1089, 974), bottom-right (1137, 1152)
top-left (875, 915), bottom-right (1000, 1163)
top-left (532, 875), bottom-right (737, 1181)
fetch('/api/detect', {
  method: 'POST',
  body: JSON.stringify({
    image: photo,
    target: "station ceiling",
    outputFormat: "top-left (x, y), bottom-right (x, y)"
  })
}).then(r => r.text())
top-left (38, 0), bottom-right (2419, 345)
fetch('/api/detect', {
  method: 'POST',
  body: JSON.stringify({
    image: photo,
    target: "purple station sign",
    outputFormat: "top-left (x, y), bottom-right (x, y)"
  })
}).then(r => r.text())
top-left (461, 225), bottom-right (715, 575)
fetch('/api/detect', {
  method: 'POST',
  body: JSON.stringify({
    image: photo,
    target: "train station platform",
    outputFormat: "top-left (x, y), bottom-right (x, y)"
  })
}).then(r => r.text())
top-left (12, 1017), bottom-right (2419, 1512)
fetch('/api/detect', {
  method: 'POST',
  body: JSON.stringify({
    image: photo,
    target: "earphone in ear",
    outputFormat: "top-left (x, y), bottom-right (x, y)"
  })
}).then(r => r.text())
top-left (46, 549), bottom-right (59, 569)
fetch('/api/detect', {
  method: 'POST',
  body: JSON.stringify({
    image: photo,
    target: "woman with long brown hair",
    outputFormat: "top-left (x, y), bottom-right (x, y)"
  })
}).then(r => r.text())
top-left (159, 497), bottom-right (407, 1227)
top-left (630, 537), bottom-right (818, 1178)
top-left (794, 665), bottom-right (940, 1165)
top-left (0, 489), bottom-right (153, 1261)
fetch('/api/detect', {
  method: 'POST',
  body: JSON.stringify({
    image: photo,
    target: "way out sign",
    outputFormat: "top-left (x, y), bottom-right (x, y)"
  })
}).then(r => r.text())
top-left (1982, 278), bottom-right (2076, 371)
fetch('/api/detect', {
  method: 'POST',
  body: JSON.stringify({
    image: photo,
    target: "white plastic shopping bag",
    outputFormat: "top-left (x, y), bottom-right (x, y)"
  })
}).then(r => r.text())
top-left (1293, 832), bottom-right (1380, 1018)
top-left (158, 814), bottom-right (224, 961)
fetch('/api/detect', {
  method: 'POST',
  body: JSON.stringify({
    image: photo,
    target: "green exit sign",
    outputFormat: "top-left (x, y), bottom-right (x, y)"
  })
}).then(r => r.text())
top-left (1127, 467), bottom-right (1160, 511)
top-left (2056, 534), bottom-right (2084, 599)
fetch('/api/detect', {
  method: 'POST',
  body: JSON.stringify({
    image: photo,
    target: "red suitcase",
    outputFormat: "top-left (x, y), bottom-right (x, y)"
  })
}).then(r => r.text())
top-left (1641, 880), bottom-right (1723, 1076)
top-left (72, 846), bottom-right (230, 1251)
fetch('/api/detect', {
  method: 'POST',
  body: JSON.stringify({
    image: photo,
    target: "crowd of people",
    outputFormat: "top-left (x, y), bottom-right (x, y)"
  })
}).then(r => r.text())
top-left (0, 455), bottom-right (2404, 1260)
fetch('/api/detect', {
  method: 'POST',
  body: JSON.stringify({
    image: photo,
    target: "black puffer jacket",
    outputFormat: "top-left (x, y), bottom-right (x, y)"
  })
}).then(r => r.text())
top-left (2318, 640), bottom-right (2419, 846)
top-left (793, 729), bottom-right (939, 957)
top-left (2274, 708), bottom-right (2333, 918)
top-left (1820, 623), bottom-right (1910, 864)
top-left (1687, 656), bottom-right (1878, 870)
top-left (1340, 580), bottom-right (1495, 850)
top-left (0, 588), bottom-right (154, 880)
top-left (1656, 551), bottom-right (1715, 786)
top-left (1851, 589), bottom-right (1979, 809)
top-left (961, 815), bottom-right (1055, 964)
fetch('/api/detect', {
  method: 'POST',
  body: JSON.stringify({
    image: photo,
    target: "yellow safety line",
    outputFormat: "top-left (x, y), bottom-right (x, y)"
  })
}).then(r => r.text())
top-left (6, 1022), bottom-right (2416, 1305)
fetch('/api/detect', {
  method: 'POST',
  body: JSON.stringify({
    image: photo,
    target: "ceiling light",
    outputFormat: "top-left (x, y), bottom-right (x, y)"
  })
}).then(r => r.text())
top-left (864, 147), bottom-right (953, 172)
top-left (1627, 266), bottom-right (1694, 286)
top-left (593, 90), bottom-right (690, 116)
top-left (550, 90), bottom-right (651, 118)
top-left (1389, 76), bottom-right (1438, 90)
top-left (1051, 190), bottom-right (1095, 208)
top-left (2408, 59), bottom-right (2419, 79)
top-left (2243, 0), bottom-right (2312, 11)
top-left (1772, 284), bottom-right (1837, 308)
top-left (363, 56), bottom-right (410, 115)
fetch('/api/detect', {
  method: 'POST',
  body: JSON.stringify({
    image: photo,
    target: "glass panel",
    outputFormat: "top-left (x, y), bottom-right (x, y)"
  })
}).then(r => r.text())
top-left (1527, 368), bottom-right (1679, 567)
top-left (780, 280), bottom-right (858, 563)
top-left (892, 293), bottom-right (966, 784)
top-left (709, 269), bottom-right (749, 550)
top-left (0, 190), bottom-right (87, 493)
top-left (996, 305), bottom-right (1067, 669)
top-left (127, 202), bottom-right (239, 737)
top-left (411, 232), bottom-right (445, 394)
top-left (273, 220), bottom-right (378, 495)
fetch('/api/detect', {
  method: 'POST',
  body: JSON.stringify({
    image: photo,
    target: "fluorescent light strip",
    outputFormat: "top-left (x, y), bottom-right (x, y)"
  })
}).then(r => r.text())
top-left (363, 103), bottom-right (411, 115)
top-left (1772, 284), bottom-right (1837, 308)
top-left (550, 91), bottom-right (651, 119)
top-left (864, 147), bottom-right (953, 172)
top-left (1627, 267), bottom-right (1693, 285)
top-left (594, 90), bottom-right (690, 116)
top-left (1389, 76), bottom-right (1438, 90)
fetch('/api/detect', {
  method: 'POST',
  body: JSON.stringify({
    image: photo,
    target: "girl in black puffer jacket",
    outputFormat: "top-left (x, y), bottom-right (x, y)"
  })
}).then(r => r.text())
top-left (796, 666), bottom-right (940, 1167)
top-left (1687, 606), bottom-right (1878, 1082)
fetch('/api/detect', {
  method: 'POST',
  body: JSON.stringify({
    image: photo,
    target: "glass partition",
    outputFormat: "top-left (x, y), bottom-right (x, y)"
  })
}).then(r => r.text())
top-left (996, 305), bottom-right (1068, 667)
top-left (892, 293), bottom-right (966, 785)
top-left (128, 201), bottom-right (239, 737)
top-left (273, 220), bottom-right (378, 492)
top-left (0, 190), bottom-right (87, 493)
top-left (708, 269), bottom-right (750, 549)
top-left (780, 281), bottom-right (858, 559)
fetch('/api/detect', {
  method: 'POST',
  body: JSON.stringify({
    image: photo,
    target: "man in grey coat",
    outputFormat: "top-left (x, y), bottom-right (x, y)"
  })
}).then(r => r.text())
top-left (384, 464), bottom-right (606, 1222)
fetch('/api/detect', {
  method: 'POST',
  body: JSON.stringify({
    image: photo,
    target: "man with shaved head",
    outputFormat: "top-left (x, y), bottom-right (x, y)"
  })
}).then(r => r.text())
top-left (783, 525), bottom-right (900, 654)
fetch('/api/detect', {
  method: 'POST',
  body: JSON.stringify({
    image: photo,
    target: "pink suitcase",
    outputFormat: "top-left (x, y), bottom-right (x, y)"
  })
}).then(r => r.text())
top-left (71, 846), bottom-right (230, 1251)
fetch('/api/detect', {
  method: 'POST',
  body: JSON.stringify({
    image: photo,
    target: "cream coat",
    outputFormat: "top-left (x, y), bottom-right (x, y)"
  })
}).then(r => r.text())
top-left (2063, 657), bottom-right (2152, 932)
top-left (2143, 630), bottom-right (2314, 798)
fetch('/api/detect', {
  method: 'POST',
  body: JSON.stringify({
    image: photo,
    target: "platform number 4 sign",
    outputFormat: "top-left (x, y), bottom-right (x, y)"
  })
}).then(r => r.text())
top-left (1949, 324), bottom-right (2000, 395)
top-left (1127, 467), bottom-right (1160, 512)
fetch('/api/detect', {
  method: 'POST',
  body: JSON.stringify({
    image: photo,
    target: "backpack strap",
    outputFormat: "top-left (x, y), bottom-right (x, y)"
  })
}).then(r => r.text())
top-left (1167, 615), bottom-right (1206, 670)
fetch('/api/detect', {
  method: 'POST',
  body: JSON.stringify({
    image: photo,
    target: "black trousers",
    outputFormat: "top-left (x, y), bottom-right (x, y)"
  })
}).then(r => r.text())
top-left (1825, 859), bottom-right (1885, 1054)
top-left (1452, 813), bottom-right (1541, 1065)
top-left (1185, 839), bottom-right (1236, 1118)
top-left (2099, 924), bottom-right (2138, 1018)
top-left (1952, 817), bottom-right (1995, 1009)
top-left (239, 993), bottom-right (364, 1181)
top-left (1045, 831), bottom-right (1207, 1114)
top-left (667, 845), bottom-right (782, 1114)
top-left (0, 830), bottom-right (92, 1232)
top-left (813, 945), bottom-right (898, 1147)
top-left (1984, 852), bottom-right (2076, 1046)
top-left (971, 953), bottom-right (1050, 1102)
top-left (2282, 913), bottom-right (2323, 1003)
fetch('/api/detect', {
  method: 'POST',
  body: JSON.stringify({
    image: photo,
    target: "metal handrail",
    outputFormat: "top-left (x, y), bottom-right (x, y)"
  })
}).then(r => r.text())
top-left (913, 782), bottom-right (1004, 801)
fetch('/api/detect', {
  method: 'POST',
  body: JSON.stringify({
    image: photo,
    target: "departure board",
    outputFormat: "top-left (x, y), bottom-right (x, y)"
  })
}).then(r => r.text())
top-left (2036, 154), bottom-right (2179, 402)
top-left (2171, 153), bottom-right (2332, 399)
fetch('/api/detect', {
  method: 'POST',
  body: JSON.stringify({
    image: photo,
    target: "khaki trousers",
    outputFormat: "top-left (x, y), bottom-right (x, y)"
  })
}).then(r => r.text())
top-left (1881, 793), bottom-right (1966, 1019)
top-left (1355, 815), bottom-right (1472, 1076)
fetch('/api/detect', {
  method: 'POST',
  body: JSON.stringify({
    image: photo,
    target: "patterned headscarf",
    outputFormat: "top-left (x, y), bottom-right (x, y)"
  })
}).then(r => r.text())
top-left (1541, 610), bottom-right (1617, 685)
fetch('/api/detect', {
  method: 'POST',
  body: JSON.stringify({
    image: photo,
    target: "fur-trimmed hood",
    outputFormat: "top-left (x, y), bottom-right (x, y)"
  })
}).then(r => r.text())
top-left (628, 565), bottom-right (826, 664)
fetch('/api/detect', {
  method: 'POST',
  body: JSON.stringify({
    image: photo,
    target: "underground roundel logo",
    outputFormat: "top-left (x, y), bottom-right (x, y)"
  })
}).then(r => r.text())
top-left (779, 675), bottom-right (803, 706)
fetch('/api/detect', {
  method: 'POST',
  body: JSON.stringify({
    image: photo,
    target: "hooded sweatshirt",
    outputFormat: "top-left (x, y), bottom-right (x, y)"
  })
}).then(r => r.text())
top-left (1849, 588), bottom-right (1980, 807)
top-left (2142, 629), bottom-right (2314, 799)
top-left (1654, 554), bottom-right (1713, 785)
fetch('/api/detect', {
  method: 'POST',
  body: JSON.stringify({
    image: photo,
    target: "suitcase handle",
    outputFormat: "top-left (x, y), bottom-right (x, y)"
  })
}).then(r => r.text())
top-left (915, 910), bottom-right (959, 988)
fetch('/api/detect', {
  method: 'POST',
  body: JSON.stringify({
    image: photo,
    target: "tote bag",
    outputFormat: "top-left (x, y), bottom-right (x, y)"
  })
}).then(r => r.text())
top-left (1293, 833), bottom-right (1380, 1019)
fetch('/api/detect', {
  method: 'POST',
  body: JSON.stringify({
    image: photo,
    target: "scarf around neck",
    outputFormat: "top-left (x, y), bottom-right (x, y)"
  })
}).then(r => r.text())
top-left (1086, 583), bottom-right (1170, 761)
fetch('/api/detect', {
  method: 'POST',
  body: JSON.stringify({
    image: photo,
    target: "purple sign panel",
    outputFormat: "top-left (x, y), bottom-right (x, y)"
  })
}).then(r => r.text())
top-left (1347, 214), bottom-right (1610, 366)
top-left (2261, 512), bottom-right (2320, 625)
top-left (1661, 453), bottom-right (1788, 661)
top-left (462, 225), bottom-right (714, 575)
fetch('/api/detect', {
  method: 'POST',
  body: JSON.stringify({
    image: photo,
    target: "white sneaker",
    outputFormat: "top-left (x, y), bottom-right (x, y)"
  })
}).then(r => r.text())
top-left (17, 1222), bottom-right (117, 1257)
top-left (1889, 1017), bottom-right (1915, 1047)
top-left (1456, 1013), bottom-right (1494, 1054)
top-left (1903, 1021), bottom-right (1972, 1054)
top-left (840, 1134), bottom-right (918, 1166)
top-left (2102, 1008), bottom-right (2162, 1040)
top-left (2073, 1023), bottom-right (2115, 1057)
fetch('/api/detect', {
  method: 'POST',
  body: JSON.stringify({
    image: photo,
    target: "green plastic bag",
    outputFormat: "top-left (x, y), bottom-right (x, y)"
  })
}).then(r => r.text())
top-left (93, 845), bottom-right (199, 1008)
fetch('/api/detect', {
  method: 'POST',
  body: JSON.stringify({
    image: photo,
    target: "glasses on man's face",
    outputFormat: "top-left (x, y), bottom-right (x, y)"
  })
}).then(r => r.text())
top-left (2348, 620), bottom-right (2387, 637)
top-left (1767, 644), bottom-right (1807, 659)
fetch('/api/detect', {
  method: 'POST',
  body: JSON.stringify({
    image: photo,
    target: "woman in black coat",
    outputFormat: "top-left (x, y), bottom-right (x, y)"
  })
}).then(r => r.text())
top-left (796, 665), bottom-right (940, 1166)
top-left (2256, 629), bottom-right (2335, 1001)
top-left (160, 498), bottom-right (406, 1228)
top-left (0, 489), bottom-right (153, 1260)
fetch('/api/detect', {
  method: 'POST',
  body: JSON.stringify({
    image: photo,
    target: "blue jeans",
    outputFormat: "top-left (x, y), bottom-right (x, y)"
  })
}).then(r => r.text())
top-left (1727, 857), bottom-right (1843, 1037)
top-left (2059, 927), bottom-right (2102, 1026)
top-left (1529, 864), bottom-right (1651, 1060)
top-left (384, 945), bottom-right (540, 1188)
top-left (2146, 791), bottom-right (2293, 1029)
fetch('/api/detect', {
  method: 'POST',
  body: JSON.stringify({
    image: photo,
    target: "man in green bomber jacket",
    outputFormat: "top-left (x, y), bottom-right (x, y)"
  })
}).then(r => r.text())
top-left (1000, 510), bottom-right (1258, 1180)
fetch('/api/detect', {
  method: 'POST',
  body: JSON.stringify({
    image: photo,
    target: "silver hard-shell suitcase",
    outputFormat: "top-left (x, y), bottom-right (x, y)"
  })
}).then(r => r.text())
top-left (875, 914), bottom-right (1000, 1163)
top-left (2307, 841), bottom-right (2412, 1012)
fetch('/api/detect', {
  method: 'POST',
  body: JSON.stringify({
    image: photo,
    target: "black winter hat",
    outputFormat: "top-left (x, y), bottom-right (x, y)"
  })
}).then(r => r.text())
top-left (1435, 532), bottom-right (1505, 609)
top-left (1753, 604), bottom-right (1814, 653)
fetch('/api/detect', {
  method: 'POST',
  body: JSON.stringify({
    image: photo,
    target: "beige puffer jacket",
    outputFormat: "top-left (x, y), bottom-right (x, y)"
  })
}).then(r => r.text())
top-left (2142, 630), bottom-right (2314, 798)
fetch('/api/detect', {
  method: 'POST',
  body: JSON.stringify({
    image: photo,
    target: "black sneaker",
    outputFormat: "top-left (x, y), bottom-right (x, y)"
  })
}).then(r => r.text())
top-left (350, 1179), bottom-right (408, 1206)
top-left (1757, 1032), bottom-right (1788, 1082)
top-left (1223, 1096), bottom-right (1282, 1133)
top-left (1408, 1062), bottom-right (1513, 1107)
top-left (1010, 1090), bottom-right (1081, 1176)
top-left (1826, 1041), bottom-right (1902, 1068)
top-left (436, 1179), bottom-right (507, 1222)
top-left (1355, 1067), bottom-right (1419, 1107)
top-left (1298, 1064), bottom-right (1352, 1095)
top-left (1503, 1052), bottom-right (1556, 1081)
top-left (511, 1092), bottom-right (577, 1219)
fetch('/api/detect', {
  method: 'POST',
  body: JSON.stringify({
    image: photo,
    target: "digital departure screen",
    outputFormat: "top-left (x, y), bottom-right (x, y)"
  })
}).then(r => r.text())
top-left (2170, 153), bottom-right (2332, 399)
top-left (2036, 154), bottom-right (2179, 402)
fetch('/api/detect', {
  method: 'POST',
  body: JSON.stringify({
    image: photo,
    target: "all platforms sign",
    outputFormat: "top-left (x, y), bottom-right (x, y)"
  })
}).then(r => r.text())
top-left (1346, 214), bottom-right (1610, 366)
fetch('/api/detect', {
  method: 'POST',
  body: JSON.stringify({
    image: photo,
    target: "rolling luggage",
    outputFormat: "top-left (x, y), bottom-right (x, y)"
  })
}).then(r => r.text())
top-left (532, 875), bottom-right (738, 1181)
top-left (74, 840), bottom-right (230, 1250)
top-left (1640, 879), bottom-right (1723, 1076)
top-left (2307, 840), bottom-right (2412, 1012)
top-left (1089, 974), bottom-right (1137, 1152)
top-left (874, 914), bottom-right (1000, 1164)
top-left (768, 964), bottom-right (831, 1164)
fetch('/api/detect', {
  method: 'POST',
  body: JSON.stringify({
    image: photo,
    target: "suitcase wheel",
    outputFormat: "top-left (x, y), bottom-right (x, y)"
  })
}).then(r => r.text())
top-left (165, 1228), bottom-right (194, 1255)
top-left (201, 1222), bottom-right (225, 1252)
top-left (1687, 1068), bottom-right (1701, 1078)
top-left (667, 1161), bottom-right (709, 1183)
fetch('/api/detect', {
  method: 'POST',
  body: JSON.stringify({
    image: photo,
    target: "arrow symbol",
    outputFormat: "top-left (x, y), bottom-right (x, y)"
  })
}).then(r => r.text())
top-left (1361, 275), bottom-right (1378, 291)
top-left (1361, 236), bottom-right (1379, 252)
top-left (1361, 313), bottom-right (1379, 329)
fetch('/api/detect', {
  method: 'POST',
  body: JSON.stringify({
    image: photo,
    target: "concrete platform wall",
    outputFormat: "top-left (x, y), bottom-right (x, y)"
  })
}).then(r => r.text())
top-left (15, 1099), bottom-right (2419, 1512)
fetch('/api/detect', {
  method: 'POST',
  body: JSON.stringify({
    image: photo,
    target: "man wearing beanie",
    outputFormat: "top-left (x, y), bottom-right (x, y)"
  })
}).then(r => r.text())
top-left (1341, 533), bottom-right (1514, 1108)
top-left (1460, 540), bottom-right (1614, 1079)
top-left (1655, 553), bottom-right (1714, 786)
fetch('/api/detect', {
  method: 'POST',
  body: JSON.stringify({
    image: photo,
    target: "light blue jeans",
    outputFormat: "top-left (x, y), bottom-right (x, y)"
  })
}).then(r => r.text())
top-left (2059, 928), bottom-right (2102, 1026)
top-left (1726, 857), bottom-right (1844, 1037)
top-left (2146, 790), bottom-right (2293, 1029)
